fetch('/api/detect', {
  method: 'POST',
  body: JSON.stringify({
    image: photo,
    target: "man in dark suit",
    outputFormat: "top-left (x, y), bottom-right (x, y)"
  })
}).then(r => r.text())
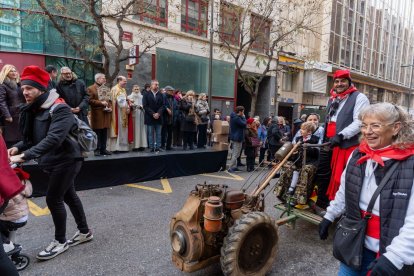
top-left (143, 80), bottom-right (164, 152)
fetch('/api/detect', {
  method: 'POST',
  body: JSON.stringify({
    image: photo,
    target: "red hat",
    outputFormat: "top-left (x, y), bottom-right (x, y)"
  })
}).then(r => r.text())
top-left (247, 118), bottom-right (255, 124)
top-left (20, 66), bottom-right (50, 92)
top-left (333, 69), bottom-right (351, 80)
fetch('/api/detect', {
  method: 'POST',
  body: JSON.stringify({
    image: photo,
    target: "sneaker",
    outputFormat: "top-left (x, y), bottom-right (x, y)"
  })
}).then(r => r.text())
top-left (3, 241), bottom-right (15, 253)
top-left (228, 168), bottom-right (241, 173)
top-left (36, 240), bottom-right (68, 260)
top-left (67, 230), bottom-right (93, 247)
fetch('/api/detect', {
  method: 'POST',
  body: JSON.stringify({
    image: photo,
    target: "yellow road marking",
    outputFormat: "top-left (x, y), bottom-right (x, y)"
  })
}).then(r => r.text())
top-left (126, 178), bottom-right (172, 194)
top-left (28, 200), bottom-right (50, 216)
top-left (200, 171), bottom-right (244, 181)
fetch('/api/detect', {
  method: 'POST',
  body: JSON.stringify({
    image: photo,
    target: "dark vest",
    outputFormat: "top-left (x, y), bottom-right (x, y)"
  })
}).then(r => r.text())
top-left (344, 150), bottom-right (414, 273)
top-left (324, 91), bottom-right (360, 149)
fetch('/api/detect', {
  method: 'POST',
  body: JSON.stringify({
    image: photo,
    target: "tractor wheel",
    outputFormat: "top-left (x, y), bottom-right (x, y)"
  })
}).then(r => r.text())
top-left (220, 212), bottom-right (278, 276)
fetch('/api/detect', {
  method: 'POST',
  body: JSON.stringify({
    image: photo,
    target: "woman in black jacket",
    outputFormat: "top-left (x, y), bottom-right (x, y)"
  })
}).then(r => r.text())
top-left (8, 66), bottom-right (92, 261)
top-left (0, 64), bottom-right (25, 147)
top-left (180, 90), bottom-right (197, 150)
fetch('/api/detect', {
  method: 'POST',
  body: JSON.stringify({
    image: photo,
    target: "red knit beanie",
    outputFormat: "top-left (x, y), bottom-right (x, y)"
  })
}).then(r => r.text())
top-left (247, 118), bottom-right (255, 125)
top-left (20, 66), bottom-right (50, 92)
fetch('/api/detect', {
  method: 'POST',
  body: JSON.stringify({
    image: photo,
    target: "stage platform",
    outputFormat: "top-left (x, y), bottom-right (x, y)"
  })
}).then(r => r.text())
top-left (23, 148), bottom-right (228, 197)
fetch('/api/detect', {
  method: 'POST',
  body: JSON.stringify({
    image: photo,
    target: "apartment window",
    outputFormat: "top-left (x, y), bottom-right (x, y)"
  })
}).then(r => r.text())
top-left (181, 0), bottom-right (208, 37)
top-left (219, 2), bottom-right (241, 46)
top-left (377, 89), bottom-right (384, 102)
top-left (250, 14), bottom-right (271, 53)
top-left (134, 0), bottom-right (168, 27)
top-left (282, 72), bottom-right (293, 92)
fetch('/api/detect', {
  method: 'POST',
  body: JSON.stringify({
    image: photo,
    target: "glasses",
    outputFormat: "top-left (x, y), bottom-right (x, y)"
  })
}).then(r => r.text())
top-left (360, 123), bottom-right (395, 132)
top-left (62, 72), bottom-right (72, 75)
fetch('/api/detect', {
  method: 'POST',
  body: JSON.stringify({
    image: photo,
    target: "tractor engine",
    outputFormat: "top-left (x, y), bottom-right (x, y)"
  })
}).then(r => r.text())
top-left (170, 184), bottom-right (247, 272)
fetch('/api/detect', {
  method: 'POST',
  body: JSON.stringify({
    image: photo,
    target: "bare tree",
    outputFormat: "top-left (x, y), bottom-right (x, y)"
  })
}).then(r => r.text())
top-left (217, 0), bottom-right (326, 115)
top-left (30, 0), bottom-right (162, 84)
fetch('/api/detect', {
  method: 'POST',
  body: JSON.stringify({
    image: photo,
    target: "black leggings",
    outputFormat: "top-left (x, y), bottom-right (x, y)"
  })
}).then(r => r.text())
top-left (0, 220), bottom-right (26, 243)
top-left (44, 161), bottom-right (89, 243)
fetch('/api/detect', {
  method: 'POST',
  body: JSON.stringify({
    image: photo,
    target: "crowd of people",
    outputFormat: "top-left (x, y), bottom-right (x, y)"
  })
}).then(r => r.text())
top-left (1, 63), bottom-right (414, 275)
top-left (0, 64), bottom-right (216, 157)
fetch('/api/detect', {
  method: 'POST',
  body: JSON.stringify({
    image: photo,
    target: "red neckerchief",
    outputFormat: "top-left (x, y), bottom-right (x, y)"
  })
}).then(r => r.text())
top-left (356, 140), bottom-right (414, 166)
top-left (329, 85), bottom-right (357, 100)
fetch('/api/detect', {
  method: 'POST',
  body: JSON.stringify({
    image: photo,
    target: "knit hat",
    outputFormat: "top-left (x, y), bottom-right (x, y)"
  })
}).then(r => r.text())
top-left (20, 66), bottom-right (50, 92)
top-left (333, 69), bottom-right (351, 80)
top-left (164, 85), bottom-right (175, 91)
top-left (247, 118), bottom-right (255, 125)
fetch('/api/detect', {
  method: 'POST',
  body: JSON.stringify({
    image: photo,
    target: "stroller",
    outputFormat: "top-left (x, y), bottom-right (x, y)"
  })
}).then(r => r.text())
top-left (2, 164), bottom-right (31, 271)
top-left (5, 224), bottom-right (30, 271)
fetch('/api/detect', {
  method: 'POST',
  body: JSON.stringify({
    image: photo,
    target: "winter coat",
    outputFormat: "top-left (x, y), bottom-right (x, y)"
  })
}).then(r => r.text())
top-left (14, 90), bottom-right (81, 169)
top-left (0, 80), bottom-right (25, 143)
top-left (245, 127), bottom-right (259, 146)
top-left (229, 112), bottom-right (246, 142)
top-left (244, 128), bottom-right (259, 157)
top-left (258, 125), bottom-right (268, 148)
top-left (0, 179), bottom-right (32, 222)
top-left (143, 90), bottom-right (164, 125)
top-left (293, 134), bottom-right (319, 166)
top-left (279, 124), bottom-right (291, 141)
top-left (267, 122), bottom-right (283, 146)
top-left (57, 79), bottom-right (90, 125)
top-left (87, 83), bottom-right (112, 129)
top-left (180, 99), bottom-right (197, 133)
top-left (0, 135), bottom-right (25, 207)
top-left (163, 94), bottom-right (177, 126)
top-left (195, 99), bottom-right (210, 125)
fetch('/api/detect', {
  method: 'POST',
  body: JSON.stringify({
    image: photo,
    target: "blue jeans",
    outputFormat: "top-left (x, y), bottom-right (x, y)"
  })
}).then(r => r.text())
top-left (147, 124), bottom-right (162, 149)
top-left (338, 247), bottom-right (377, 276)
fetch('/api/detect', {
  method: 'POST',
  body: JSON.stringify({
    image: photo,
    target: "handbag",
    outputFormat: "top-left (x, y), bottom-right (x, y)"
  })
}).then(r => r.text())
top-left (249, 137), bottom-right (261, 147)
top-left (332, 161), bottom-right (399, 270)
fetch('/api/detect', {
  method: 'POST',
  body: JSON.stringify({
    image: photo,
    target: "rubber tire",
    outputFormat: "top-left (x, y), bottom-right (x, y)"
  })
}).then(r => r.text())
top-left (13, 254), bottom-right (30, 271)
top-left (220, 212), bottom-right (278, 276)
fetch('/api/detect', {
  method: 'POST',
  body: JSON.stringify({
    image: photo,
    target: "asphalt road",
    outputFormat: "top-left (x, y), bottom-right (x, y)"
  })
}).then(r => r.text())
top-left (18, 169), bottom-right (339, 276)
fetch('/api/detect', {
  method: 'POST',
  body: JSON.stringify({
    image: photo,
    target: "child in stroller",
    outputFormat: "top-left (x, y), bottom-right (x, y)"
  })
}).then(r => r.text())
top-left (0, 167), bottom-right (32, 254)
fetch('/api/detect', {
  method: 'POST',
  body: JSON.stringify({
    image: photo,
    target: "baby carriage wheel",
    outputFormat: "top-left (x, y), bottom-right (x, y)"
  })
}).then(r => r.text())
top-left (12, 253), bottom-right (30, 271)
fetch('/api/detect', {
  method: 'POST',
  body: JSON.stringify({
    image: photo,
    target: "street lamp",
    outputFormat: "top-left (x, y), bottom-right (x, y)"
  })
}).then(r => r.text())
top-left (401, 60), bottom-right (414, 113)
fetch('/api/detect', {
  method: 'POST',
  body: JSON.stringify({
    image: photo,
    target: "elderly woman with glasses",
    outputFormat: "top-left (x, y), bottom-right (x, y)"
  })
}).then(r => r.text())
top-left (319, 103), bottom-right (414, 276)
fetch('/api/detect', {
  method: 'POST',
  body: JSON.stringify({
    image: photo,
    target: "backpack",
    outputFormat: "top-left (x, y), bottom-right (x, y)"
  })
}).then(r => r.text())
top-left (49, 103), bottom-right (97, 153)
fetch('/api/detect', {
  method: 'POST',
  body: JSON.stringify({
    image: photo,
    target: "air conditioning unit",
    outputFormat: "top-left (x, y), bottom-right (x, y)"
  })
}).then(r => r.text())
top-left (303, 69), bottom-right (328, 94)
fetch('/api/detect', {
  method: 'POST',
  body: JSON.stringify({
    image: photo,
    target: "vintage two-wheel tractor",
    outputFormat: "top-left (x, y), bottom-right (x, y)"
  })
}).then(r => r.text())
top-left (170, 184), bottom-right (279, 276)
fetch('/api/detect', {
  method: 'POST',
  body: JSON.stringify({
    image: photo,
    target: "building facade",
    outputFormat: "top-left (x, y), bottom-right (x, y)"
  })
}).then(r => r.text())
top-left (323, 0), bottom-right (414, 114)
top-left (0, 0), bottom-right (101, 84)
